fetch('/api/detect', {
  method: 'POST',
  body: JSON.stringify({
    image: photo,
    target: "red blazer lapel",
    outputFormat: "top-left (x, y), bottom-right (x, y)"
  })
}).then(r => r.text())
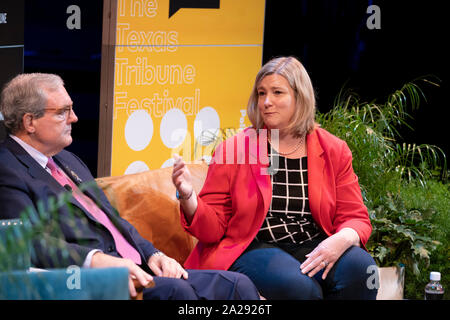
top-left (250, 163), bottom-right (271, 218)
top-left (307, 129), bottom-right (325, 229)
top-left (246, 129), bottom-right (272, 218)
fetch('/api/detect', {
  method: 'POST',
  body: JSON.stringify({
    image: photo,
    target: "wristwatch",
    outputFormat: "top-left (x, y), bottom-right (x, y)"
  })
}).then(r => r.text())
top-left (151, 251), bottom-right (165, 258)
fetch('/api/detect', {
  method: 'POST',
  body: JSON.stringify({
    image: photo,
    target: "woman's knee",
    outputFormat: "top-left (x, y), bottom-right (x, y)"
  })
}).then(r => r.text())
top-left (231, 247), bottom-right (323, 299)
top-left (325, 246), bottom-right (378, 299)
top-left (340, 246), bottom-right (377, 279)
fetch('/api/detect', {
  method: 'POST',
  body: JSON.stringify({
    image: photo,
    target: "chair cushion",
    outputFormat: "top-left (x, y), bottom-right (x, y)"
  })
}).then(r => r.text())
top-left (95, 163), bottom-right (207, 264)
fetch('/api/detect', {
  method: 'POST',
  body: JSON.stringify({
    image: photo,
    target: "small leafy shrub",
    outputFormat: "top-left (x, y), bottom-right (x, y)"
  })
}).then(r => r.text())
top-left (318, 78), bottom-right (448, 299)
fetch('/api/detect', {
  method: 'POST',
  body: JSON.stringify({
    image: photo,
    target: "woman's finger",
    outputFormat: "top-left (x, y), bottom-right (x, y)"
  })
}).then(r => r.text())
top-left (300, 248), bottom-right (321, 272)
top-left (172, 168), bottom-right (185, 181)
top-left (321, 262), bottom-right (334, 280)
top-left (306, 259), bottom-right (328, 278)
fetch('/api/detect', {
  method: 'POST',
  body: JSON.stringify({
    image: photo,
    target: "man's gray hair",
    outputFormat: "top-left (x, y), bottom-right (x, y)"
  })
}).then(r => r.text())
top-left (0, 73), bottom-right (64, 134)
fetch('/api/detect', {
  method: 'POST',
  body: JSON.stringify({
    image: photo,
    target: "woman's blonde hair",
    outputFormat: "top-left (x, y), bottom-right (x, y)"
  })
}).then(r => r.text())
top-left (247, 56), bottom-right (316, 137)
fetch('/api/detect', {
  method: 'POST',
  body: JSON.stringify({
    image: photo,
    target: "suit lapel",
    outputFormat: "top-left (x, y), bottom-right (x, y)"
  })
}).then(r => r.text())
top-left (52, 155), bottom-right (104, 222)
top-left (55, 159), bottom-right (83, 185)
top-left (307, 129), bottom-right (325, 227)
top-left (3, 137), bottom-right (64, 193)
top-left (53, 155), bottom-right (110, 219)
top-left (52, 154), bottom-right (147, 261)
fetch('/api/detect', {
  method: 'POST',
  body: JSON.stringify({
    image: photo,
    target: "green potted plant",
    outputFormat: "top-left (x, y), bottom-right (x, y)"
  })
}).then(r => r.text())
top-left (316, 78), bottom-right (448, 299)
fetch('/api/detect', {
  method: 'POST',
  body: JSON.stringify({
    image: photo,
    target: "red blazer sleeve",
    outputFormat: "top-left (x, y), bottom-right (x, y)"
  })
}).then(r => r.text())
top-left (332, 140), bottom-right (372, 246)
top-left (180, 142), bottom-right (234, 244)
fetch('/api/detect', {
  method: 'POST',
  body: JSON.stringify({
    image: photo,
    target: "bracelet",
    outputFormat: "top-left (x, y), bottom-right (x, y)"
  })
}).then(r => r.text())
top-left (151, 251), bottom-right (165, 258)
top-left (176, 189), bottom-right (193, 200)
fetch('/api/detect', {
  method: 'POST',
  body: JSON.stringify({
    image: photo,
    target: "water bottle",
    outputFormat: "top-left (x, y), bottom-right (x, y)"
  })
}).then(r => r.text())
top-left (424, 271), bottom-right (444, 300)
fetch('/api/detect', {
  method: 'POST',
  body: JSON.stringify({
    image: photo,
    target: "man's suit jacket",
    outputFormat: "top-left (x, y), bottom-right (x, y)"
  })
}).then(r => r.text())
top-left (181, 127), bottom-right (372, 271)
top-left (0, 136), bottom-right (157, 271)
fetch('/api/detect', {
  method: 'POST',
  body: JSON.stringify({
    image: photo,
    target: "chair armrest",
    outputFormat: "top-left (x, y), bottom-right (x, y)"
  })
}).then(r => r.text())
top-left (0, 267), bottom-right (130, 300)
top-left (0, 219), bottom-right (31, 271)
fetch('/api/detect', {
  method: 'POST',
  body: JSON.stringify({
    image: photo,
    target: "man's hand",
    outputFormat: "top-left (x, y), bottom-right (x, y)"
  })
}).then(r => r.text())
top-left (148, 253), bottom-right (189, 280)
top-left (91, 252), bottom-right (153, 298)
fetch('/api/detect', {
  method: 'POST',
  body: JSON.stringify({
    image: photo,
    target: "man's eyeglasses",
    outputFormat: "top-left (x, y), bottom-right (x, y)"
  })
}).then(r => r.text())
top-left (44, 106), bottom-right (74, 120)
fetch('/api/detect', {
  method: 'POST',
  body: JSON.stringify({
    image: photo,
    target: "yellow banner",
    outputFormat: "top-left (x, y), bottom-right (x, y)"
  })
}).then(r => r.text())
top-left (111, 0), bottom-right (265, 175)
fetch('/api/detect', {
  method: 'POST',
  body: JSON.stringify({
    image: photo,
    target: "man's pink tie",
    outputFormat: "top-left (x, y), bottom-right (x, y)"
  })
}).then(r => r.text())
top-left (46, 157), bottom-right (141, 264)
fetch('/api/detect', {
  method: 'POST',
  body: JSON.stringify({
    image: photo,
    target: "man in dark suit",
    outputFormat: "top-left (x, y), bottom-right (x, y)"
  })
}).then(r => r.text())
top-left (0, 73), bottom-right (259, 300)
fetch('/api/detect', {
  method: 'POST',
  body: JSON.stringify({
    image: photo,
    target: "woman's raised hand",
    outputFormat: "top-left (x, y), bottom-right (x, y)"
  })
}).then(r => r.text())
top-left (171, 154), bottom-right (198, 220)
top-left (172, 154), bottom-right (193, 199)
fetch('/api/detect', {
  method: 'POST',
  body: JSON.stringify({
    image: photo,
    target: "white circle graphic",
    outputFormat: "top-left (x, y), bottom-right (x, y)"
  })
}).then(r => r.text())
top-left (124, 160), bottom-right (150, 175)
top-left (194, 106), bottom-right (220, 146)
top-left (124, 110), bottom-right (153, 151)
top-left (161, 158), bottom-right (175, 168)
top-left (160, 108), bottom-right (188, 148)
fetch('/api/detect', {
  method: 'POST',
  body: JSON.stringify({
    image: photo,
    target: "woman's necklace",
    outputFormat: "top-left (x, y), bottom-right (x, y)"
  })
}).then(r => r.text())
top-left (268, 134), bottom-right (305, 156)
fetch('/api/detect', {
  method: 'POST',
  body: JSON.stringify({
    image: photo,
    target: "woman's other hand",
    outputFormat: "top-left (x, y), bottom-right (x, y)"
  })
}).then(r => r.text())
top-left (300, 228), bottom-right (360, 279)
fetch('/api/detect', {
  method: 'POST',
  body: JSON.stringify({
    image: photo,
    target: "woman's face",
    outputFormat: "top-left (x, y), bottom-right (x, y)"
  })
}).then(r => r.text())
top-left (257, 74), bottom-right (297, 132)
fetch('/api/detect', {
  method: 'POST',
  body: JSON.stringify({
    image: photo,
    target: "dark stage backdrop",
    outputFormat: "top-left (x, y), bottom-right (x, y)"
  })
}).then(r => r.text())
top-left (0, 0), bottom-right (24, 95)
top-left (22, 1), bottom-right (448, 175)
top-left (263, 0), bottom-right (448, 158)
top-left (23, 0), bottom-right (103, 176)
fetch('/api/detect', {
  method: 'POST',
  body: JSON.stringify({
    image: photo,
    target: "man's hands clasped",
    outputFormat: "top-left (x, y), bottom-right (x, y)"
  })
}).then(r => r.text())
top-left (91, 251), bottom-right (188, 298)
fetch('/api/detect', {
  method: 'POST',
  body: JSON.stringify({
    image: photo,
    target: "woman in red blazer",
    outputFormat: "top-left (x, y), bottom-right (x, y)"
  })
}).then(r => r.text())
top-left (172, 57), bottom-right (378, 299)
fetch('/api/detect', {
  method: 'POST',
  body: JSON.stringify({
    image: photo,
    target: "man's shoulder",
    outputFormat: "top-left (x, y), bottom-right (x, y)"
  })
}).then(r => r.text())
top-left (56, 148), bottom-right (77, 161)
top-left (0, 141), bottom-right (20, 164)
top-left (56, 148), bottom-right (86, 166)
top-left (55, 148), bottom-right (94, 180)
top-left (0, 143), bottom-right (28, 185)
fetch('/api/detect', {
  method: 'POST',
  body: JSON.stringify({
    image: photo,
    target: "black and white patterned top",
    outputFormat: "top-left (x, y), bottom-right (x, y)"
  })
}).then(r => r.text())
top-left (256, 143), bottom-right (324, 244)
